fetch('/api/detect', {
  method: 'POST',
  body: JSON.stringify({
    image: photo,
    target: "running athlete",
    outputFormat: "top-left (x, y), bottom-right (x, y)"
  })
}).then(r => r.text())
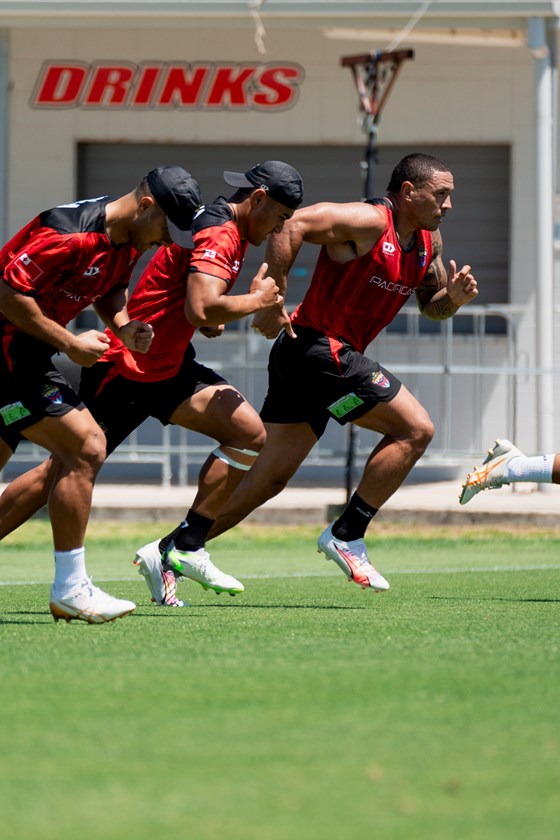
top-left (0, 165), bottom-right (201, 623)
top-left (181, 153), bottom-right (477, 593)
top-left (0, 161), bottom-right (304, 608)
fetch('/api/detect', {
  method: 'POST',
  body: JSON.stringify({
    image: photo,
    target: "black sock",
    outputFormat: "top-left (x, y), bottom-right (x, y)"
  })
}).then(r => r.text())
top-left (158, 525), bottom-right (182, 556)
top-left (331, 492), bottom-right (378, 541)
top-left (158, 510), bottom-right (215, 554)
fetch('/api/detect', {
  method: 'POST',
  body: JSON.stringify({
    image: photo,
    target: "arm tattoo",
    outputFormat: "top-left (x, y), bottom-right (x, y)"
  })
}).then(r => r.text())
top-left (415, 232), bottom-right (459, 320)
top-left (421, 293), bottom-right (459, 320)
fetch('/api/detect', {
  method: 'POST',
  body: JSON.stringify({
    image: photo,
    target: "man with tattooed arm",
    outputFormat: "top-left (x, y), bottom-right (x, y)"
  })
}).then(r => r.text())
top-left (150, 153), bottom-right (478, 596)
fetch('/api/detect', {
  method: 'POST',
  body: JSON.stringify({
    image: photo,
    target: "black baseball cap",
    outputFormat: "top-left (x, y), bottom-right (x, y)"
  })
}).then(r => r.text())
top-left (223, 160), bottom-right (303, 210)
top-left (146, 165), bottom-right (202, 248)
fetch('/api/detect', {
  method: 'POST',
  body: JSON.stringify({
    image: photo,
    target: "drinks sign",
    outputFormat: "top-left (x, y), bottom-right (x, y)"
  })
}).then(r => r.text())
top-left (31, 61), bottom-right (304, 110)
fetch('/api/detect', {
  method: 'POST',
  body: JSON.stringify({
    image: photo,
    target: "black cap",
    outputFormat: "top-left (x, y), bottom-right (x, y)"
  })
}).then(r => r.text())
top-left (146, 165), bottom-right (202, 248)
top-left (223, 160), bottom-right (303, 210)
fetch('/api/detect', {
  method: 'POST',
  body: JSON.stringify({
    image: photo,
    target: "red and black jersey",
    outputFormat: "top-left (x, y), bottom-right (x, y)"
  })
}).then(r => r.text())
top-left (103, 197), bottom-right (248, 382)
top-left (0, 198), bottom-right (141, 339)
top-left (291, 201), bottom-right (433, 354)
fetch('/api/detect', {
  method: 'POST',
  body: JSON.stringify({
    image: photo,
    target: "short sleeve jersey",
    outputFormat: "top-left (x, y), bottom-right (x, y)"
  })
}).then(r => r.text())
top-left (0, 197), bottom-right (140, 342)
top-left (291, 201), bottom-right (433, 354)
top-left (102, 197), bottom-right (248, 382)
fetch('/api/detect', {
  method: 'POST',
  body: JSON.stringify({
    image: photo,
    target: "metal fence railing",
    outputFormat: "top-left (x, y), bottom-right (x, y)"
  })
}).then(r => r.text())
top-left (2, 304), bottom-right (553, 486)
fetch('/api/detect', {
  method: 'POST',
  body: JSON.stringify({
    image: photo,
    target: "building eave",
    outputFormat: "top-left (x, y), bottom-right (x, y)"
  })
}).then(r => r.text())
top-left (0, 1), bottom-right (558, 29)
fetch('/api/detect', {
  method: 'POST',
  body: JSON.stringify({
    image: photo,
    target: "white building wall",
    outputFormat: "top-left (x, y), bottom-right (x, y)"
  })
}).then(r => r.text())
top-left (3, 20), bottom-right (557, 463)
top-left (8, 27), bottom-right (534, 269)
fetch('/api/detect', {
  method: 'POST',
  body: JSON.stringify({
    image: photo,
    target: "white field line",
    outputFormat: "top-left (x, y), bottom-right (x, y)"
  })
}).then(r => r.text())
top-left (1, 563), bottom-right (559, 586)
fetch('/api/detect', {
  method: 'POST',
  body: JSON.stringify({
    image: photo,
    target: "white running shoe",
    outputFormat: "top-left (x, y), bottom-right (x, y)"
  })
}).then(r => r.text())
top-left (459, 439), bottom-right (523, 505)
top-left (134, 539), bottom-right (185, 607)
top-left (49, 577), bottom-right (136, 624)
top-left (317, 524), bottom-right (390, 591)
top-left (164, 546), bottom-right (244, 595)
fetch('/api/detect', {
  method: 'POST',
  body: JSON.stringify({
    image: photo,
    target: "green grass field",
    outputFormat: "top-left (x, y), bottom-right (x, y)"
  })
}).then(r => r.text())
top-left (1, 521), bottom-right (559, 840)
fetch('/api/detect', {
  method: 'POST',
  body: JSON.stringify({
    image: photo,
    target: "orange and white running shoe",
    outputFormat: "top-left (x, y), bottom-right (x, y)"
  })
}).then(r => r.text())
top-left (49, 578), bottom-right (136, 623)
top-left (317, 524), bottom-right (390, 591)
top-left (459, 439), bottom-right (523, 505)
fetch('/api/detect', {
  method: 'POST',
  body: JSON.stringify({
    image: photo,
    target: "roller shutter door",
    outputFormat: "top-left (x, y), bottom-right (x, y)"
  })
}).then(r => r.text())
top-left (78, 142), bottom-right (509, 310)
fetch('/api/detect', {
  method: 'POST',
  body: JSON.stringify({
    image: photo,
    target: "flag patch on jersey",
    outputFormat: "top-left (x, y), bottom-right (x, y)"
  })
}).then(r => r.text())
top-left (372, 371), bottom-right (391, 388)
top-left (14, 252), bottom-right (43, 283)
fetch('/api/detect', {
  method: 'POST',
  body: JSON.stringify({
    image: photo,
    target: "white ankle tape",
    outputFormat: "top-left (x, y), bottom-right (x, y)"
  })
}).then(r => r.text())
top-left (212, 446), bottom-right (259, 471)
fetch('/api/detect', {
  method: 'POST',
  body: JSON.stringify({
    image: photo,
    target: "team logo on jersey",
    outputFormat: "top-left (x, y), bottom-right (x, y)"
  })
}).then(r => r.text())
top-left (371, 371), bottom-right (391, 389)
top-left (369, 275), bottom-right (414, 296)
top-left (42, 384), bottom-right (63, 405)
top-left (382, 241), bottom-right (396, 255)
top-left (419, 246), bottom-right (428, 267)
top-left (15, 253), bottom-right (43, 282)
top-left (60, 291), bottom-right (102, 303)
top-left (83, 266), bottom-right (101, 277)
top-left (203, 249), bottom-right (217, 260)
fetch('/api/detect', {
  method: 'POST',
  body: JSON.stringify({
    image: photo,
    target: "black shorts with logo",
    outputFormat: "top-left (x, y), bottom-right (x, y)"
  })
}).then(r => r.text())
top-left (260, 325), bottom-right (402, 440)
top-left (79, 343), bottom-right (226, 455)
top-left (0, 332), bottom-right (83, 452)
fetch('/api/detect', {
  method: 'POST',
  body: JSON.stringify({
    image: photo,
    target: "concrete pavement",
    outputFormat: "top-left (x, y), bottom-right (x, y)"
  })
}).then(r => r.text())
top-left (2, 479), bottom-right (559, 526)
top-left (83, 479), bottom-right (560, 526)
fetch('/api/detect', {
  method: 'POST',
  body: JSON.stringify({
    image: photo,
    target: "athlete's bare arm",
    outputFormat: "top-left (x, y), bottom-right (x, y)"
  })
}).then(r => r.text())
top-left (253, 202), bottom-right (387, 339)
top-left (184, 262), bottom-right (281, 327)
top-left (93, 285), bottom-right (129, 331)
top-left (0, 278), bottom-right (109, 366)
top-left (415, 231), bottom-right (478, 319)
top-left (93, 287), bottom-right (154, 354)
top-left (266, 201), bottom-right (387, 285)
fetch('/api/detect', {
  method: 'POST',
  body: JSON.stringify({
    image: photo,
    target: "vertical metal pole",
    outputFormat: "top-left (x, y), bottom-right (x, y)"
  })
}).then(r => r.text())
top-left (344, 426), bottom-right (356, 503)
top-left (547, 20), bottom-right (558, 192)
top-left (364, 117), bottom-right (378, 200)
top-left (0, 30), bottom-right (9, 244)
top-left (528, 18), bottom-right (555, 485)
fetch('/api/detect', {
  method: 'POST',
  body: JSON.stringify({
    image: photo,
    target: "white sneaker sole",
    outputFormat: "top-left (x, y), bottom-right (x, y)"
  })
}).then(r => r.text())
top-left (178, 574), bottom-right (243, 596)
top-left (49, 599), bottom-right (135, 624)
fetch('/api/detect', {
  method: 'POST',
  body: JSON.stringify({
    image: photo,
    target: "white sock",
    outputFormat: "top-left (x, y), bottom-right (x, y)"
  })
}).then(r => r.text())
top-left (505, 454), bottom-right (554, 484)
top-left (53, 547), bottom-right (87, 594)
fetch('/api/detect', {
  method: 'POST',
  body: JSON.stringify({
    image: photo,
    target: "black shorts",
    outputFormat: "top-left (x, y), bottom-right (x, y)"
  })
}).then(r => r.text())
top-left (79, 344), bottom-right (226, 454)
top-left (0, 333), bottom-right (83, 452)
top-left (260, 326), bottom-right (402, 439)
